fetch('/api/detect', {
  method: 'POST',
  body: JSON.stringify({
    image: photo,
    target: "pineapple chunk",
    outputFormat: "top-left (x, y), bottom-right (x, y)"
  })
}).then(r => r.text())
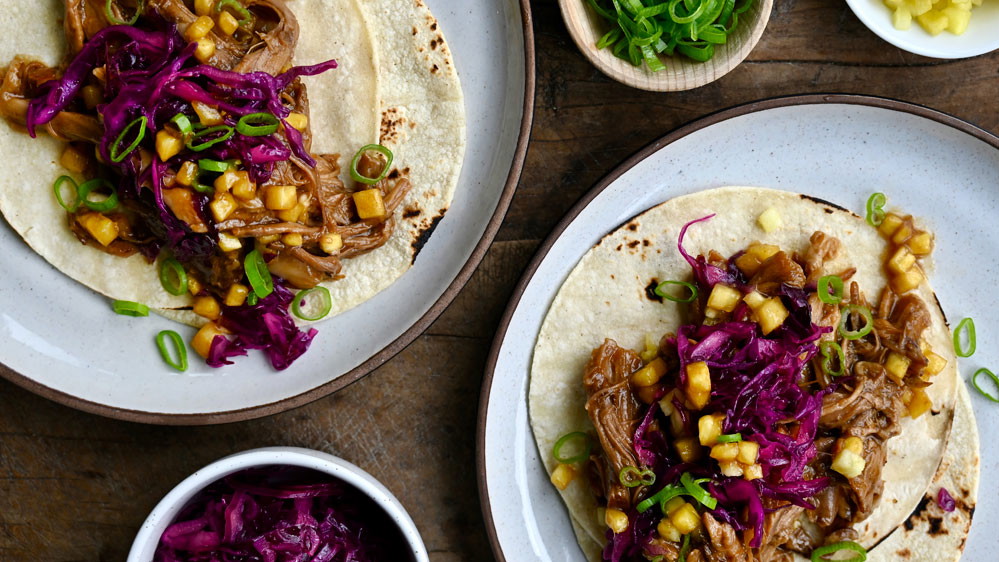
top-left (907, 387), bottom-right (933, 418)
top-left (684, 361), bottom-right (712, 410)
top-left (605, 508), bottom-right (629, 534)
top-left (632, 357), bottom-right (668, 387)
top-left (657, 518), bottom-right (682, 542)
top-left (917, 10), bottom-right (949, 35)
top-left (77, 213), bottom-right (118, 246)
top-left (923, 350), bottom-right (947, 378)
top-left (674, 436), bottom-right (703, 463)
top-left (891, 267), bottom-right (924, 294)
top-left (757, 207), bottom-right (783, 233)
top-left (550, 463), bottom-right (576, 491)
top-left (743, 290), bottom-right (766, 310)
top-left (210, 192), bottom-right (238, 222)
top-left (757, 297), bottom-right (789, 335)
top-left (707, 284), bottom-right (742, 313)
top-left (831, 437), bottom-right (866, 479)
top-left (737, 440), bottom-right (760, 464)
top-left (892, 6), bottom-right (913, 29)
top-left (907, 231), bottom-right (934, 255)
top-left (718, 461), bottom-right (744, 477)
top-left (909, 0), bottom-right (933, 16)
top-left (885, 351), bottom-right (911, 382)
top-left (710, 443), bottom-right (740, 462)
top-left (669, 503), bottom-right (701, 534)
top-left (887, 246), bottom-right (916, 274)
top-left (744, 463), bottom-right (764, 481)
top-left (193, 296), bottom-right (221, 320)
top-left (191, 322), bottom-right (227, 359)
top-left (353, 189), bottom-right (387, 219)
top-left (943, 5), bottom-right (970, 33)
top-left (664, 497), bottom-right (686, 516)
top-left (878, 213), bottom-right (904, 238)
top-left (735, 243), bottom-right (780, 276)
top-left (698, 413), bottom-right (725, 446)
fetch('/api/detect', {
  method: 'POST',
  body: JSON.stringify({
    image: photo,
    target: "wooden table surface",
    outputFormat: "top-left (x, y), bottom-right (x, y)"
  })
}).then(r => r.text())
top-left (2, 1), bottom-right (998, 560)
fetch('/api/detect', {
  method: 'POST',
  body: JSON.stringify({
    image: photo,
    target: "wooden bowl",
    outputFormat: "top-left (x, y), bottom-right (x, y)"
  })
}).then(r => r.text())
top-left (558, 0), bottom-right (773, 91)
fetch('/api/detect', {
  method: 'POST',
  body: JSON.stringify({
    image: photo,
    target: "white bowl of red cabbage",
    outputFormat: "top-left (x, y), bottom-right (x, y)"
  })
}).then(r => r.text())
top-left (128, 447), bottom-right (427, 562)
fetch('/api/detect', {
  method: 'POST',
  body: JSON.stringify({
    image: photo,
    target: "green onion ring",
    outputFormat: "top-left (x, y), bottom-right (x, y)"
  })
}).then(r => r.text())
top-left (112, 300), bottom-right (149, 317)
top-left (838, 305), bottom-right (873, 340)
top-left (159, 258), bottom-right (188, 296)
top-left (654, 280), bottom-right (698, 303)
top-left (715, 433), bottom-right (742, 443)
top-left (105, 0), bottom-right (144, 26)
top-left (215, 0), bottom-right (253, 25)
top-left (186, 125), bottom-right (234, 152)
top-left (553, 431), bottom-right (591, 464)
top-left (618, 466), bottom-right (656, 488)
top-left (817, 275), bottom-right (843, 305)
top-left (668, 0), bottom-right (706, 24)
top-left (810, 540), bottom-right (867, 562)
top-left (291, 287), bottom-right (333, 321)
top-left (170, 113), bottom-right (194, 138)
top-left (636, 483), bottom-right (686, 513)
top-left (678, 532), bottom-right (692, 562)
top-left (110, 116), bottom-right (147, 163)
top-left (246, 291), bottom-right (259, 306)
top-left (53, 175), bottom-right (80, 212)
top-left (820, 340), bottom-right (845, 377)
top-left (198, 159), bottom-right (231, 173)
top-left (866, 192), bottom-right (887, 227)
top-left (971, 368), bottom-right (999, 403)
top-left (680, 472), bottom-right (717, 509)
top-left (350, 144), bottom-right (395, 185)
top-left (953, 317), bottom-right (976, 358)
top-left (192, 180), bottom-right (214, 194)
top-left (244, 249), bottom-right (274, 299)
top-left (156, 330), bottom-right (188, 372)
top-left (78, 179), bottom-right (119, 212)
top-left (236, 112), bottom-right (280, 136)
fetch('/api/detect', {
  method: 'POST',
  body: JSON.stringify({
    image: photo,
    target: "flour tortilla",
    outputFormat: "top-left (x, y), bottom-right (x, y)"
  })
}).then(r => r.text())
top-left (0, 0), bottom-right (465, 327)
top-left (529, 187), bottom-right (974, 560)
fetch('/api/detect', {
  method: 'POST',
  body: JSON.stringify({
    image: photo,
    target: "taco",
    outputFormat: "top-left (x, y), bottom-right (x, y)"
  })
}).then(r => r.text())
top-left (529, 187), bottom-right (978, 561)
top-left (0, 0), bottom-right (464, 369)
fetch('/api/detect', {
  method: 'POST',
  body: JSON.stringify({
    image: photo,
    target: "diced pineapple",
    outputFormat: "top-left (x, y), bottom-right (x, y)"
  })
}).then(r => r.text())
top-left (224, 284), bottom-right (249, 307)
top-left (264, 185), bottom-right (298, 211)
top-left (878, 213), bottom-right (904, 238)
top-left (632, 357), bottom-right (668, 387)
top-left (909, 0), bottom-right (933, 15)
top-left (684, 361), bottom-right (711, 410)
top-left (77, 213), bottom-right (118, 246)
top-left (218, 232), bottom-right (242, 252)
top-left (737, 440), bottom-right (760, 464)
top-left (743, 291), bottom-right (766, 310)
top-left (210, 192), bottom-right (237, 222)
top-left (891, 222), bottom-right (913, 245)
top-left (640, 333), bottom-right (659, 362)
top-left (674, 437), bottom-right (702, 463)
top-left (744, 463), bottom-right (764, 481)
top-left (943, 5), bottom-right (970, 33)
top-left (285, 112), bottom-right (309, 131)
top-left (707, 284), bottom-right (742, 313)
top-left (718, 461), bottom-right (744, 477)
top-left (664, 497), bottom-right (686, 516)
top-left (320, 233), bottom-right (344, 255)
top-left (193, 296), bottom-right (221, 320)
top-left (175, 161), bottom-right (198, 186)
top-left (156, 130), bottom-right (183, 161)
top-left (635, 384), bottom-right (661, 405)
top-left (657, 518), bottom-right (682, 542)
top-left (217, 10), bottom-right (240, 35)
top-left (757, 297), bottom-right (789, 335)
top-left (60, 145), bottom-right (89, 173)
top-left (747, 243), bottom-right (780, 262)
top-left (353, 189), bottom-right (387, 219)
top-left (698, 413), bottom-right (725, 446)
top-left (550, 463), bottom-right (576, 491)
top-left (917, 10), bottom-right (949, 35)
top-left (892, 6), bottom-right (913, 29)
top-left (884, 0), bottom-right (905, 9)
top-left (891, 267), bottom-right (924, 294)
top-left (906, 231), bottom-right (934, 255)
top-left (669, 503), bottom-right (701, 534)
top-left (757, 207), bottom-right (783, 233)
top-left (908, 387), bottom-right (933, 418)
top-left (191, 322), bottom-right (226, 359)
top-left (710, 443), bottom-right (740, 462)
top-left (214, 169), bottom-right (239, 192)
top-left (192, 101), bottom-right (224, 126)
top-left (923, 350), bottom-right (947, 378)
top-left (885, 351), bottom-right (911, 382)
top-left (735, 243), bottom-right (780, 276)
top-left (605, 508), bottom-right (629, 533)
top-left (887, 246), bottom-right (916, 274)
top-left (831, 437), bottom-right (866, 479)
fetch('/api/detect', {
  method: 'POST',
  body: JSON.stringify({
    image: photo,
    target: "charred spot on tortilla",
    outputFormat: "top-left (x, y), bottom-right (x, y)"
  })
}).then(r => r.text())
top-left (644, 279), bottom-right (663, 302)
top-left (799, 193), bottom-right (854, 215)
top-left (933, 292), bottom-right (949, 325)
top-left (626, 240), bottom-right (639, 249)
top-left (410, 212), bottom-right (445, 263)
top-left (403, 207), bottom-right (422, 219)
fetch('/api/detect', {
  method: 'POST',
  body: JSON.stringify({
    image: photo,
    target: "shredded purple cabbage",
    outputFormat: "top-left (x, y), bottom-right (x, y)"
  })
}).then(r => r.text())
top-left (154, 467), bottom-right (404, 562)
top-left (937, 487), bottom-right (956, 512)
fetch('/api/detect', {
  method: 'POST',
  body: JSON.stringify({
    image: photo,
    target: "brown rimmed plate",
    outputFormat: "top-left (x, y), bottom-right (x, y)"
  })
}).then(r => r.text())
top-left (477, 94), bottom-right (994, 560)
top-left (0, 0), bottom-right (535, 425)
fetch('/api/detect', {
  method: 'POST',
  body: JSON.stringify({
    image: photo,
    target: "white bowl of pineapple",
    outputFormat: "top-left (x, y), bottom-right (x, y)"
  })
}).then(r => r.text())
top-left (846, 0), bottom-right (999, 58)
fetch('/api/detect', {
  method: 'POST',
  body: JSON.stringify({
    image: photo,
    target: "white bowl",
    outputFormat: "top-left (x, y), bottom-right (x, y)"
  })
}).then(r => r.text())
top-left (128, 447), bottom-right (428, 562)
top-left (846, 0), bottom-right (999, 58)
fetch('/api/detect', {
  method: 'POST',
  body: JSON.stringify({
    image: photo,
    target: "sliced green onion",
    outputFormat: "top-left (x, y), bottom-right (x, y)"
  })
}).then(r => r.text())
top-left (716, 433), bottom-right (742, 443)
top-left (112, 300), bottom-right (149, 317)
top-left (156, 330), bottom-right (188, 372)
top-left (247, 291), bottom-right (259, 306)
top-left (244, 249), bottom-right (274, 299)
top-left (216, 0), bottom-right (253, 25)
top-left (53, 175), bottom-right (80, 212)
top-left (654, 280), bottom-right (698, 303)
top-left (636, 483), bottom-right (686, 513)
top-left (186, 125), bottom-right (234, 152)
top-left (553, 431), bottom-right (591, 464)
top-left (810, 540), bottom-right (867, 562)
top-left (236, 112), bottom-right (280, 136)
top-left (159, 258), bottom-right (188, 296)
top-left (680, 472), bottom-right (717, 510)
top-left (865, 192), bottom-right (887, 227)
top-left (170, 113), bottom-right (194, 137)
top-left (953, 317), bottom-right (976, 358)
top-left (971, 368), bottom-right (999, 403)
top-left (110, 116), bottom-right (147, 163)
top-left (192, 180), bottom-right (214, 194)
top-left (350, 144), bottom-right (394, 185)
top-left (619, 466), bottom-right (656, 488)
top-left (105, 0), bottom-right (144, 26)
top-left (292, 287), bottom-right (333, 321)
top-left (78, 179), bottom-right (119, 212)
top-left (678, 532), bottom-right (692, 562)
top-left (820, 340), bottom-right (845, 377)
top-left (817, 275), bottom-right (843, 305)
top-left (198, 159), bottom-right (231, 173)
top-left (838, 305), bottom-right (873, 340)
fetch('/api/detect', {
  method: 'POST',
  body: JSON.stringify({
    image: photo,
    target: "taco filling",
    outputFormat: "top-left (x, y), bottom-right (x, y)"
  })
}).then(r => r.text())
top-left (555, 212), bottom-right (948, 561)
top-left (0, 1), bottom-right (414, 369)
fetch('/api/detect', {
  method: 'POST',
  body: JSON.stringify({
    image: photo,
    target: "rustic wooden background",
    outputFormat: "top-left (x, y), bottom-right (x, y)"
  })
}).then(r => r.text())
top-left (2, 1), bottom-right (998, 560)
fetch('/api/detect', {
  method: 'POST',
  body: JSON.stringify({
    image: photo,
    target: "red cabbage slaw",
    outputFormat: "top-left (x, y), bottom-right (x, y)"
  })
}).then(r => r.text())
top-left (605, 216), bottom-right (833, 559)
top-left (26, 20), bottom-right (339, 370)
top-left (155, 466), bottom-right (402, 562)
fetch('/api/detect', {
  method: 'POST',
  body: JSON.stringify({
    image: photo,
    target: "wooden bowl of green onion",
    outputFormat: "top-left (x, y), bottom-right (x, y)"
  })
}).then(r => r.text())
top-left (560, 0), bottom-right (773, 91)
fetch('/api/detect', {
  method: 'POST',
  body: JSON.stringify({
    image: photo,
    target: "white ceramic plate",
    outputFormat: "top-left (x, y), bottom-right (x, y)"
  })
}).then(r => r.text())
top-left (0, 0), bottom-right (534, 424)
top-left (846, 0), bottom-right (999, 58)
top-left (478, 95), bottom-right (996, 561)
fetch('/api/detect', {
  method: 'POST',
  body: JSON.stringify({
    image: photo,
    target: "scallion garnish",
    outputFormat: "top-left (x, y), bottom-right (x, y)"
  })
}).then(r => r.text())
top-left (618, 466), bottom-right (656, 488)
top-left (198, 159), bottom-right (231, 173)
top-left (110, 116), bottom-right (147, 163)
top-left (971, 368), bottom-right (999, 403)
top-left (350, 144), bottom-right (394, 185)
top-left (170, 113), bottom-right (194, 138)
top-left (236, 112), bottom-right (280, 136)
top-left (679, 472), bottom-right (717, 510)
top-left (244, 249), bottom-right (274, 299)
top-left (186, 125), bottom-right (234, 152)
top-left (78, 179), bottom-right (119, 212)
top-left (216, 0), bottom-right (253, 26)
top-left (820, 340), bottom-right (845, 377)
top-left (715, 433), bottom-right (742, 443)
top-left (810, 540), bottom-right (867, 562)
top-left (247, 291), bottom-right (259, 306)
top-left (817, 275), bottom-right (843, 305)
top-left (552, 431), bottom-right (591, 464)
top-left (838, 305), bottom-right (873, 340)
top-left (654, 280), bottom-right (698, 303)
top-left (105, 0), bottom-right (144, 26)
top-left (159, 258), bottom-right (188, 296)
top-left (53, 175), bottom-right (80, 212)
top-left (291, 287), bottom-right (333, 321)
top-left (636, 483), bottom-right (685, 513)
top-left (112, 300), bottom-right (149, 317)
top-left (679, 534), bottom-right (692, 562)
top-left (865, 192), bottom-right (887, 227)
top-left (953, 317), bottom-right (976, 358)
top-left (156, 330), bottom-right (188, 372)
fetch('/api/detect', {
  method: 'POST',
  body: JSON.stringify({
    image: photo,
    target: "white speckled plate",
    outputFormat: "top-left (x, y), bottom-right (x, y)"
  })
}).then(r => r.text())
top-left (0, 0), bottom-right (534, 424)
top-left (478, 95), bottom-right (996, 561)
